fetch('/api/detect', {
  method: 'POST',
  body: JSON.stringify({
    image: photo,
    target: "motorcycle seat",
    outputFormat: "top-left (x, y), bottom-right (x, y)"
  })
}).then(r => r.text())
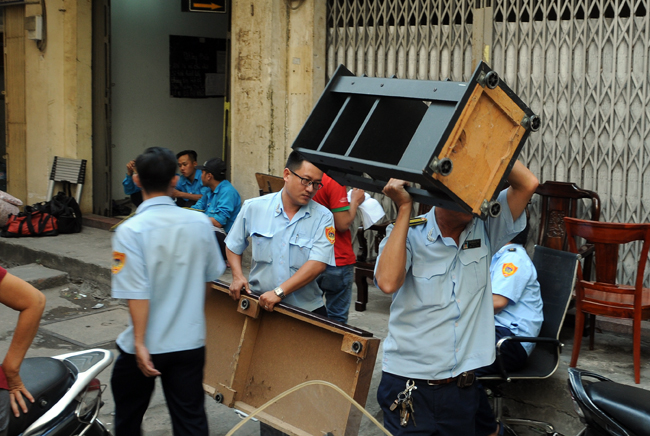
top-left (8, 357), bottom-right (72, 436)
top-left (586, 380), bottom-right (650, 436)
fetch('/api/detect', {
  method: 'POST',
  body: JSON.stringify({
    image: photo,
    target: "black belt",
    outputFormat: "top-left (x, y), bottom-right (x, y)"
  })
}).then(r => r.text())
top-left (424, 371), bottom-right (476, 387)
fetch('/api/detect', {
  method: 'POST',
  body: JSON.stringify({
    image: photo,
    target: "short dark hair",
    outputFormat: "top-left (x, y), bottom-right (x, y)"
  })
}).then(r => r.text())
top-left (286, 150), bottom-right (308, 171)
top-left (135, 147), bottom-right (177, 193)
top-left (176, 150), bottom-right (198, 162)
top-left (511, 215), bottom-right (530, 246)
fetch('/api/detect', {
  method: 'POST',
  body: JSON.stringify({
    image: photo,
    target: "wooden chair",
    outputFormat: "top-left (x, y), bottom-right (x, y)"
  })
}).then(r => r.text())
top-left (564, 217), bottom-right (650, 384)
top-left (255, 172), bottom-right (284, 196)
top-left (534, 181), bottom-right (601, 349)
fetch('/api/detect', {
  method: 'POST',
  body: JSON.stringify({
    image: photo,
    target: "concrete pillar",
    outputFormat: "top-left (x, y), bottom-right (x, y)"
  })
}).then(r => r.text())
top-left (230, 0), bottom-right (326, 201)
top-left (4, 6), bottom-right (27, 202)
top-left (5, 0), bottom-right (92, 211)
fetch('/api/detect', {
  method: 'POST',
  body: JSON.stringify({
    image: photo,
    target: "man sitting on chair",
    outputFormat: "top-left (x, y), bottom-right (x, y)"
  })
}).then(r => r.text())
top-left (173, 150), bottom-right (209, 208)
top-left (191, 158), bottom-right (241, 260)
top-left (475, 218), bottom-right (543, 436)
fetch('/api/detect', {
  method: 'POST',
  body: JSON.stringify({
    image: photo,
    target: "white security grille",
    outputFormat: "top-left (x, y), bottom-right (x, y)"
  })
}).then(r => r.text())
top-left (327, 0), bottom-right (650, 284)
top-left (492, 0), bottom-right (650, 285)
top-left (327, 0), bottom-right (476, 81)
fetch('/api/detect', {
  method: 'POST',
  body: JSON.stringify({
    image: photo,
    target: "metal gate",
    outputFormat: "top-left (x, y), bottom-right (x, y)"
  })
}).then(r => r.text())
top-left (327, 0), bottom-right (650, 284)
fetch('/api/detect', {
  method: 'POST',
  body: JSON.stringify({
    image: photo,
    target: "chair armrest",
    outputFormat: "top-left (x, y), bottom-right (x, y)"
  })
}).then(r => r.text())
top-left (356, 226), bottom-right (369, 262)
top-left (578, 243), bottom-right (594, 258)
top-left (356, 223), bottom-right (389, 262)
top-left (494, 336), bottom-right (562, 380)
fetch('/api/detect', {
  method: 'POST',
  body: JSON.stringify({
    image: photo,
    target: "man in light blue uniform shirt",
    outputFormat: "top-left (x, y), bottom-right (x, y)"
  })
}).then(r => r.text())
top-left (489, 220), bottom-right (543, 360)
top-left (192, 157), bottom-right (242, 259)
top-left (374, 161), bottom-right (538, 436)
top-left (475, 218), bottom-right (543, 435)
top-left (226, 151), bottom-right (335, 316)
top-left (111, 147), bottom-right (225, 436)
top-left (172, 150), bottom-right (210, 208)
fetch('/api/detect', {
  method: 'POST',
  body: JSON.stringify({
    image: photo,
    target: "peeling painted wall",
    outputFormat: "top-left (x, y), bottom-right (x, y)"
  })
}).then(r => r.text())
top-left (230, 0), bottom-right (326, 201)
top-left (5, 0), bottom-right (93, 211)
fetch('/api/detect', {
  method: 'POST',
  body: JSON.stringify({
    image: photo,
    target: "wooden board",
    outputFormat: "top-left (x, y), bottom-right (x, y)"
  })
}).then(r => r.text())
top-left (204, 280), bottom-right (380, 435)
top-left (433, 84), bottom-right (527, 216)
top-left (255, 172), bottom-right (285, 195)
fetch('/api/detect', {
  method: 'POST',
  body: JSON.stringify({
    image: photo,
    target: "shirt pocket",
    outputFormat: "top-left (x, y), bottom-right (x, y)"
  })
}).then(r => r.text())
top-left (289, 237), bottom-right (314, 270)
top-left (458, 244), bottom-right (489, 296)
top-left (251, 233), bottom-right (273, 264)
top-left (411, 261), bottom-right (447, 307)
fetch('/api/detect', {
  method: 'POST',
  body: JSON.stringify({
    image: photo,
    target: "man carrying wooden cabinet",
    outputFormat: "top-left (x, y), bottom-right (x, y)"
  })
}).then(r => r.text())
top-left (374, 161), bottom-right (538, 436)
top-left (225, 151), bottom-right (335, 316)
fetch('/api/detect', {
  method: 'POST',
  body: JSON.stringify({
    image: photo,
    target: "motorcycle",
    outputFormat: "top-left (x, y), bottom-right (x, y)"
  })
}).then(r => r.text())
top-left (7, 349), bottom-right (113, 436)
top-left (567, 367), bottom-right (650, 436)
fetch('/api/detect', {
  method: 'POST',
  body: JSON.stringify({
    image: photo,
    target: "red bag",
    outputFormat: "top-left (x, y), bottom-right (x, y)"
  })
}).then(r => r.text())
top-left (1, 210), bottom-right (58, 237)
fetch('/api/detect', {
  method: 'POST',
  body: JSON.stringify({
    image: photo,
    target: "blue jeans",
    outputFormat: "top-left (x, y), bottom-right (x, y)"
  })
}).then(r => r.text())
top-left (317, 264), bottom-right (354, 323)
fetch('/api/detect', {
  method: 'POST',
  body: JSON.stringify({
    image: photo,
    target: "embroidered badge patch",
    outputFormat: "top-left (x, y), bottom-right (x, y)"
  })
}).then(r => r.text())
top-left (502, 263), bottom-right (518, 277)
top-left (325, 226), bottom-right (336, 244)
top-left (112, 251), bottom-right (126, 274)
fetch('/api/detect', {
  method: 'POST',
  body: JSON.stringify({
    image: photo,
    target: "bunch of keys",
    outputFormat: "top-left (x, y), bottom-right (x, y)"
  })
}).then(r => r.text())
top-left (389, 379), bottom-right (417, 427)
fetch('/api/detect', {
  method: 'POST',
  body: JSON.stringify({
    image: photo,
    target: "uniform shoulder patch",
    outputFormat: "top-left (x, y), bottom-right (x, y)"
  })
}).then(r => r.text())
top-left (508, 247), bottom-right (517, 252)
top-left (502, 262), bottom-right (518, 277)
top-left (409, 217), bottom-right (427, 227)
top-left (325, 226), bottom-right (336, 244)
top-left (112, 251), bottom-right (126, 274)
top-left (390, 217), bottom-right (428, 226)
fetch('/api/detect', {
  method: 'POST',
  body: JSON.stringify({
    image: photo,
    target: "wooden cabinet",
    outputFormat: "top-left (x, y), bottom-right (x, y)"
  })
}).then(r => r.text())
top-left (204, 281), bottom-right (380, 434)
top-left (294, 62), bottom-right (539, 219)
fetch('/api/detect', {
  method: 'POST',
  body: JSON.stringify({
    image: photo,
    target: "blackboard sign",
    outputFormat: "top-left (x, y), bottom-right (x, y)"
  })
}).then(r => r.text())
top-left (169, 35), bottom-right (227, 98)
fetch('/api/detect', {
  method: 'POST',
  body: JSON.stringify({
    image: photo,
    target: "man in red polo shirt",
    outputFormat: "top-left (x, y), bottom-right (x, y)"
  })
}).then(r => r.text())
top-left (313, 174), bottom-right (365, 323)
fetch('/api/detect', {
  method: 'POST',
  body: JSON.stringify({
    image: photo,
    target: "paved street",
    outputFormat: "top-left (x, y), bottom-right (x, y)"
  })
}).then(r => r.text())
top-left (1, 228), bottom-right (650, 435)
top-left (0, 262), bottom-right (392, 435)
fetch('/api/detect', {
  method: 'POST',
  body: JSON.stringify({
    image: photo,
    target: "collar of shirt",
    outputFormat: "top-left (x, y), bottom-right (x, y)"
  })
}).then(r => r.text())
top-left (178, 169), bottom-right (202, 187)
top-left (424, 208), bottom-right (477, 248)
top-left (136, 196), bottom-right (176, 213)
top-left (212, 179), bottom-right (230, 195)
top-left (273, 189), bottom-right (312, 221)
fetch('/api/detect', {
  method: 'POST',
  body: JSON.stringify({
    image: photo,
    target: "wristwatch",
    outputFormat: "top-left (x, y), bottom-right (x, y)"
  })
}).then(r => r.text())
top-left (273, 287), bottom-right (286, 300)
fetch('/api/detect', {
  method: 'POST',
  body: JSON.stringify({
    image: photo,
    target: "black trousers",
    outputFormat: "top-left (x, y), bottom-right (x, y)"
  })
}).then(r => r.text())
top-left (377, 371), bottom-right (484, 436)
top-left (176, 198), bottom-right (198, 208)
top-left (215, 230), bottom-right (227, 261)
top-left (111, 346), bottom-right (208, 436)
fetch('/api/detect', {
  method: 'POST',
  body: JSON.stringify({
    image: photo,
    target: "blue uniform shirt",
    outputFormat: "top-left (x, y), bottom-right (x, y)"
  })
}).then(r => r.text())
top-left (112, 196), bottom-right (225, 355)
top-left (491, 243), bottom-right (543, 355)
top-left (375, 189), bottom-right (525, 380)
top-left (122, 174), bottom-right (141, 196)
top-left (225, 190), bottom-right (336, 312)
top-left (191, 180), bottom-right (242, 233)
top-left (176, 169), bottom-right (210, 197)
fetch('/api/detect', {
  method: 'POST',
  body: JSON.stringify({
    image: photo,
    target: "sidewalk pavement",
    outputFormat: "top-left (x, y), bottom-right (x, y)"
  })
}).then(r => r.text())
top-left (2, 222), bottom-right (650, 435)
